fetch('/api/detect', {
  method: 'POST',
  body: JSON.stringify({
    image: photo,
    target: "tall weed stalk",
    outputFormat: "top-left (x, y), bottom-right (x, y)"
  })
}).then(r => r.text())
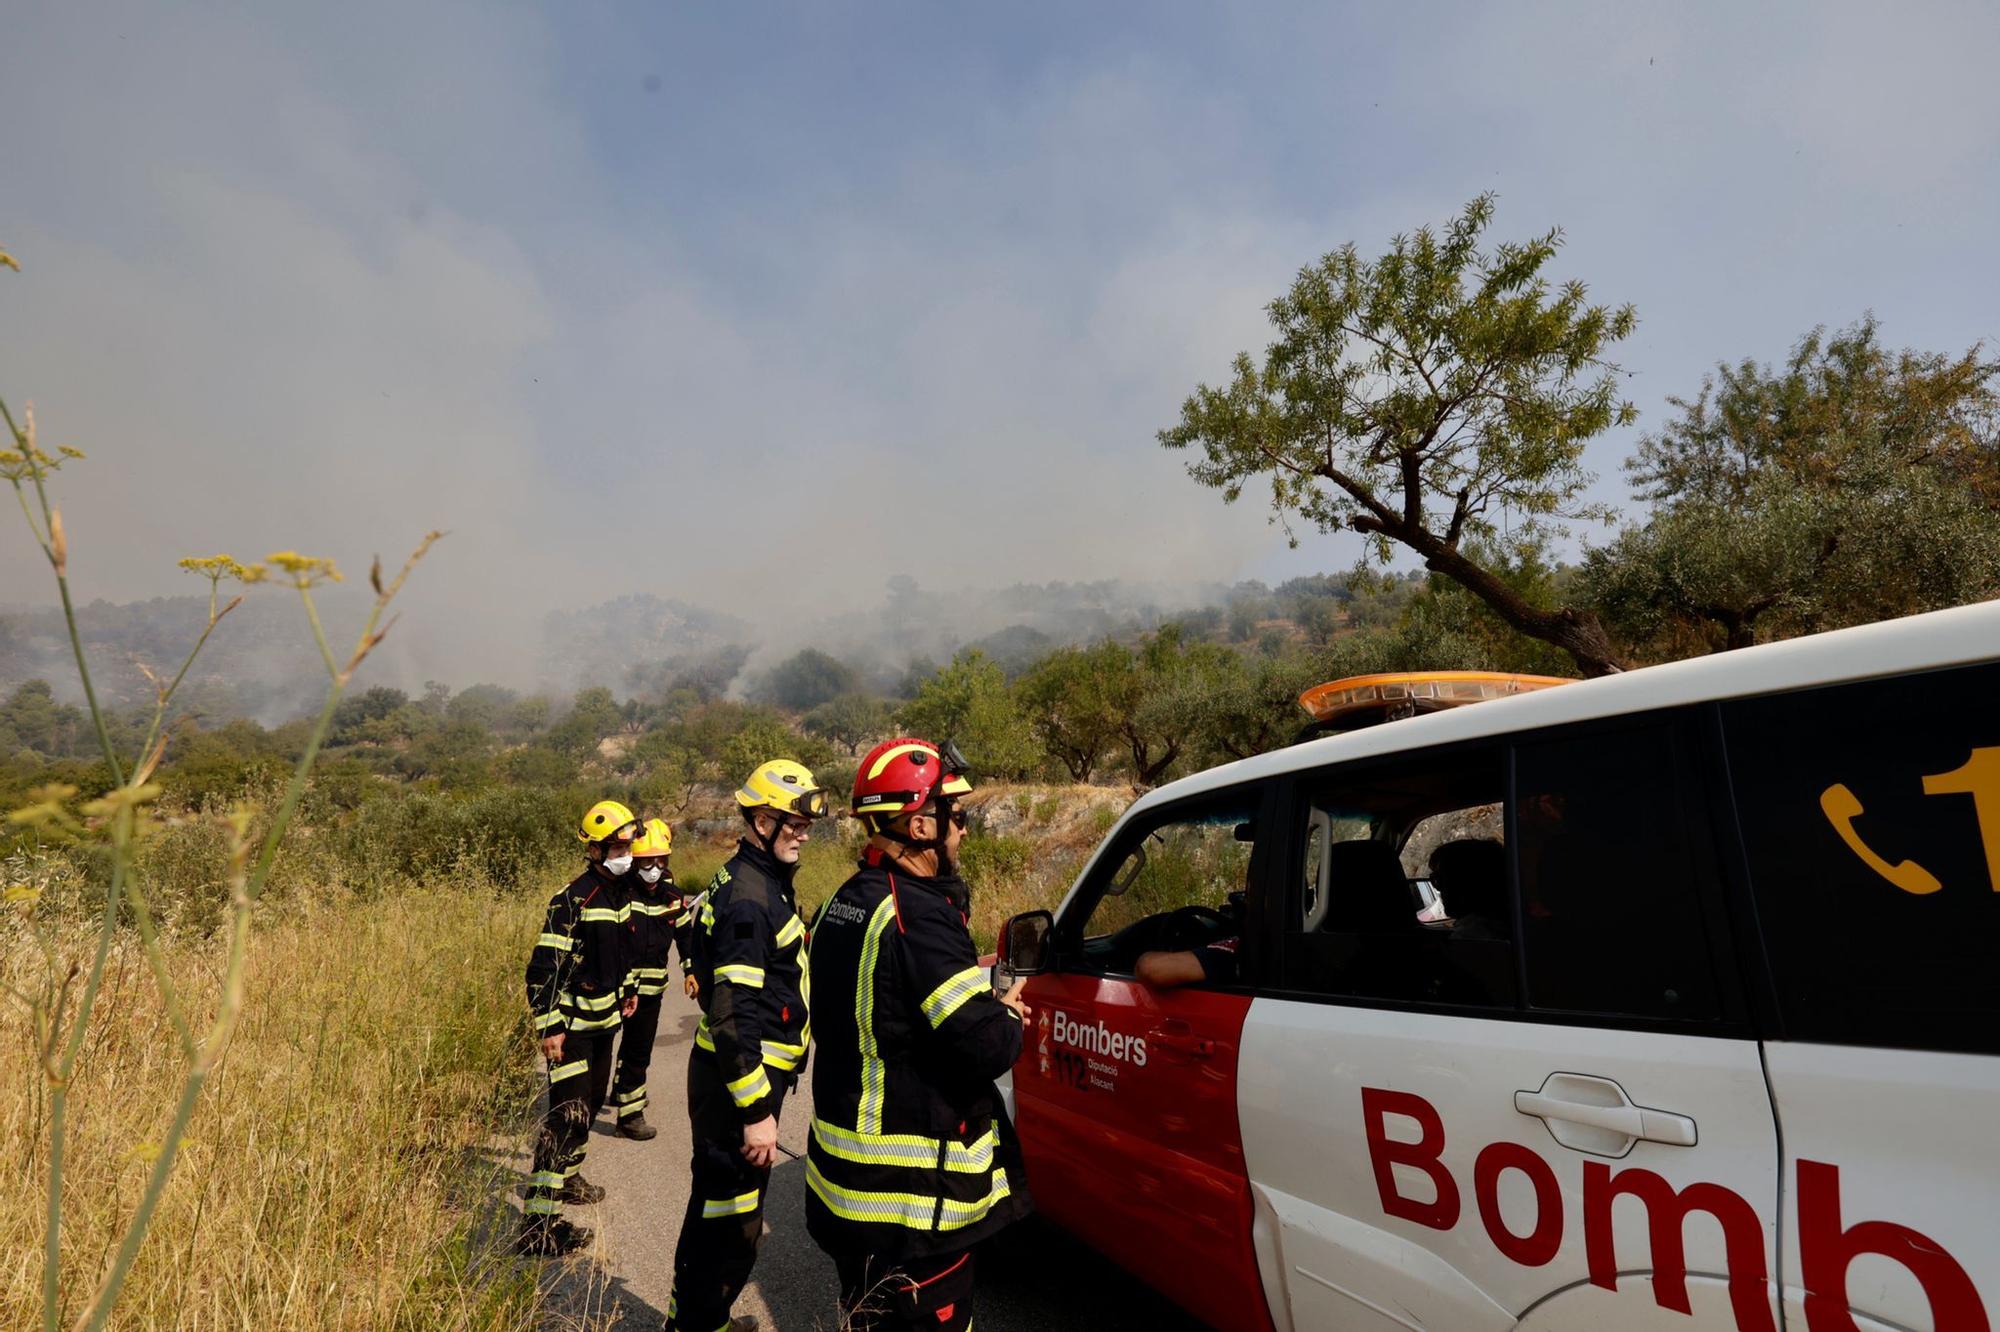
top-left (3, 343), bottom-right (441, 1328)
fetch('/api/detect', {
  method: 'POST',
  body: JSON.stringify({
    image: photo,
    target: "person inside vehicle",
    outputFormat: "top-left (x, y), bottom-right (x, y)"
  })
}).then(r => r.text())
top-left (1429, 838), bottom-right (1510, 941)
top-left (1135, 935), bottom-right (1240, 988)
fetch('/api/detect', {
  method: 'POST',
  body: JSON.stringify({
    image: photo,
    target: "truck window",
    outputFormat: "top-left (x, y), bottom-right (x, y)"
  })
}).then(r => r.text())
top-left (1070, 793), bottom-right (1262, 979)
top-left (1515, 719), bottom-right (1723, 1022)
top-left (1282, 746), bottom-right (1516, 1008)
top-left (1722, 661), bottom-right (2000, 1054)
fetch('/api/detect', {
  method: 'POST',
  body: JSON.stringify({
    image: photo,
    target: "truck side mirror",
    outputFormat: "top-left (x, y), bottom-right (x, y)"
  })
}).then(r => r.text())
top-left (1000, 910), bottom-right (1054, 976)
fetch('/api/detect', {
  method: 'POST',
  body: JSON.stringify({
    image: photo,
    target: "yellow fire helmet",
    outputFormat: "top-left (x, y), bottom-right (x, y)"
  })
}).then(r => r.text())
top-left (735, 759), bottom-right (830, 820)
top-left (631, 817), bottom-right (673, 859)
top-left (578, 799), bottom-right (641, 844)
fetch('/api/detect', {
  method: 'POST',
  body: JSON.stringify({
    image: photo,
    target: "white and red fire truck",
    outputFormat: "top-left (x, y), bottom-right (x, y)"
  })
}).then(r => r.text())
top-left (995, 598), bottom-right (2000, 1332)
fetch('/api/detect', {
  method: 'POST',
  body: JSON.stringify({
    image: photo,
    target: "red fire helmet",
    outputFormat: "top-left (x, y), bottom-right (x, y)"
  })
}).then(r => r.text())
top-left (851, 737), bottom-right (973, 821)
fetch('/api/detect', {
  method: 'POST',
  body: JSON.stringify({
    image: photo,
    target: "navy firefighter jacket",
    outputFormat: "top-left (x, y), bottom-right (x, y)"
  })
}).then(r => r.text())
top-left (803, 852), bottom-right (1031, 1262)
top-left (525, 866), bottom-right (634, 1037)
top-left (690, 838), bottom-right (811, 1121)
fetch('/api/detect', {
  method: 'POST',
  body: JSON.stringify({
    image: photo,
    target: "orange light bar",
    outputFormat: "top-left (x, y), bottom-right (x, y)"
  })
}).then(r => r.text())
top-left (1297, 671), bottom-right (1572, 725)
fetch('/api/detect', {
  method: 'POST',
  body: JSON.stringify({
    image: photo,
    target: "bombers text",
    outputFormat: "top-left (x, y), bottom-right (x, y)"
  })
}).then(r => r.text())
top-left (1051, 1010), bottom-right (1148, 1067)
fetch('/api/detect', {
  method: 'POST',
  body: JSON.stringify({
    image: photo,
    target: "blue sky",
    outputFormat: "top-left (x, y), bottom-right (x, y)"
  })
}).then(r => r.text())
top-left (3, 1), bottom-right (1996, 683)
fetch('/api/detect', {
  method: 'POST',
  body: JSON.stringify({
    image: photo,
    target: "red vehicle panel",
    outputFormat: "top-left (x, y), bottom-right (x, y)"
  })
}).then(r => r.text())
top-left (1012, 971), bottom-right (1272, 1332)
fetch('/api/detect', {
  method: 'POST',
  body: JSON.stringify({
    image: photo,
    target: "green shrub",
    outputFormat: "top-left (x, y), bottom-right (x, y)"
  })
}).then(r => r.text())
top-left (320, 786), bottom-right (581, 892)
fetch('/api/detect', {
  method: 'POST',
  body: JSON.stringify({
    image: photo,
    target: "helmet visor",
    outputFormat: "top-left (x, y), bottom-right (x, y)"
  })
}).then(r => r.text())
top-left (939, 738), bottom-right (973, 794)
top-left (939, 738), bottom-right (971, 775)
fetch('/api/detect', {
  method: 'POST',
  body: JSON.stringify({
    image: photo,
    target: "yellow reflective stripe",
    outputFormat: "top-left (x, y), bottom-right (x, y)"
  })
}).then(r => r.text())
top-left (562, 989), bottom-right (621, 1012)
top-left (636, 983), bottom-right (667, 997)
top-left (528, 1170), bottom-right (565, 1189)
top-left (628, 900), bottom-right (674, 916)
top-left (536, 932), bottom-right (573, 952)
top-left (948, 1125), bottom-right (1000, 1174)
top-left (715, 963), bottom-right (766, 988)
top-left (702, 1189), bottom-right (761, 1219)
top-left (726, 1065), bottom-right (773, 1108)
top-left (920, 966), bottom-right (991, 1029)
top-left (856, 896), bottom-right (898, 1134)
top-left (775, 915), bottom-right (806, 948)
top-left (567, 1012), bottom-right (622, 1032)
top-left (632, 966), bottom-right (671, 979)
top-left (549, 1058), bottom-right (588, 1082)
top-left (579, 906), bottom-right (628, 923)
top-left (696, 1024), bottom-right (804, 1072)
top-left (523, 1196), bottom-right (561, 1215)
top-left (811, 1119), bottom-right (999, 1174)
top-left (812, 1118), bottom-right (940, 1170)
top-left (534, 1010), bottom-right (564, 1031)
top-left (760, 1040), bottom-right (804, 1072)
top-left (805, 1158), bottom-right (1012, 1232)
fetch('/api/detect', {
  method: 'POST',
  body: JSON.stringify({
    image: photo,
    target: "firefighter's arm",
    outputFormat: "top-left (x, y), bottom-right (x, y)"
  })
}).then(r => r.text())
top-left (618, 910), bottom-right (640, 1003)
top-left (670, 885), bottom-right (697, 976)
top-left (525, 890), bottom-right (574, 1041)
top-left (706, 895), bottom-right (777, 1121)
top-left (902, 893), bottom-right (1023, 1082)
top-left (676, 889), bottom-right (701, 996)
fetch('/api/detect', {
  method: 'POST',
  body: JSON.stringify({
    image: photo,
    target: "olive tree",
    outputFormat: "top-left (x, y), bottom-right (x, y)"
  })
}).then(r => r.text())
top-left (1589, 318), bottom-right (2000, 656)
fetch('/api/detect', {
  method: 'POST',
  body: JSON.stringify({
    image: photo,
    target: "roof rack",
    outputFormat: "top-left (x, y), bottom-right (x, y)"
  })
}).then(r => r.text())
top-left (1292, 671), bottom-right (1572, 744)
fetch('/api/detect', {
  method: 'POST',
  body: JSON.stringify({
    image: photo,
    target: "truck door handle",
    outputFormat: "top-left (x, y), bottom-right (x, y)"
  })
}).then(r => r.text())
top-left (1514, 1074), bottom-right (1697, 1154)
top-left (1146, 1022), bottom-right (1214, 1058)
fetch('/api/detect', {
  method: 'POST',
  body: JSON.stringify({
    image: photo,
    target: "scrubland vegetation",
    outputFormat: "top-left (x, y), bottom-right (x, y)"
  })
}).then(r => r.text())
top-left (5, 199), bottom-right (1996, 1328)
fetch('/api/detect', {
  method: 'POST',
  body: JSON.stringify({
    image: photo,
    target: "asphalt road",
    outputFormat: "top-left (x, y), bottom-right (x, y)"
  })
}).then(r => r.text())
top-left (534, 985), bottom-right (1208, 1331)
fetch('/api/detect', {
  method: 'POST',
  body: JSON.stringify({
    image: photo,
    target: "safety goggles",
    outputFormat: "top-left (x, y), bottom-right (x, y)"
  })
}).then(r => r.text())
top-left (782, 788), bottom-right (830, 820)
top-left (938, 738), bottom-right (971, 779)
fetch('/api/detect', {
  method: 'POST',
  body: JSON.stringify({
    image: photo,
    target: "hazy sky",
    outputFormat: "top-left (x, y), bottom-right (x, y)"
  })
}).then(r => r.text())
top-left (3, 1), bottom-right (1996, 685)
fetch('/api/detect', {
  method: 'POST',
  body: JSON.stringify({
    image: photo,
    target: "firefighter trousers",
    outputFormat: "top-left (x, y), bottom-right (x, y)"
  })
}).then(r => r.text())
top-left (666, 1046), bottom-right (791, 1332)
top-left (524, 1028), bottom-right (615, 1220)
top-left (609, 993), bottom-right (663, 1122)
top-left (833, 1247), bottom-right (978, 1332)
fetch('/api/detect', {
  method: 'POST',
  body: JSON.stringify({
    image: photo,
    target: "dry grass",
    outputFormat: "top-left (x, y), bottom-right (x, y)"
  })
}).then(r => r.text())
top-left (1, 882), bottom-right (545, 1330)
top-left (0, 782), bottom-right (1132, 1329)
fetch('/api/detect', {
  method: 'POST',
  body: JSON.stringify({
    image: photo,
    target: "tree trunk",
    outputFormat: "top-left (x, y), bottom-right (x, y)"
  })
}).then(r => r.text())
top-left (1136, 740), bottom-right (1180, 785)
top-left (1400, 529), bottom-right (1628, 677)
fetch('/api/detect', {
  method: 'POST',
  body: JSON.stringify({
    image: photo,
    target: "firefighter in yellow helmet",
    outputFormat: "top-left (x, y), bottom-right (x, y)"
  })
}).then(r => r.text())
top-left (666, 760), bottom-right (828, 1332)
top-left (517, 799), bottom-right (642, 1257)
top-left (606, 817), bottom-right (694, 1139)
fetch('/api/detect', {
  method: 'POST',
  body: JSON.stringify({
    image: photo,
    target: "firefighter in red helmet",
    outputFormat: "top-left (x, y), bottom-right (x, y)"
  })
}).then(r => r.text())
top-left (804, 739), bottom-right (1033, 1331)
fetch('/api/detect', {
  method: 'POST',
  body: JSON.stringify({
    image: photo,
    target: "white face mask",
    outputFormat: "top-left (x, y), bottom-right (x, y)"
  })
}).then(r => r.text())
top-left (636, 866), bottom-right (664, 885)
top-left (601, 853), bottom-right (634, 876)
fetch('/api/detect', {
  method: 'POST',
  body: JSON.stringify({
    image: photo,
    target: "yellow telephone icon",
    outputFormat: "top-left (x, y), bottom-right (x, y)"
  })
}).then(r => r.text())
top-left (1820, 784), bottom-right (1942, 896)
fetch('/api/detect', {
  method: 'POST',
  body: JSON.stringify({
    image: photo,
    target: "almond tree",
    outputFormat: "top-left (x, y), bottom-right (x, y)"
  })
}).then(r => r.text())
top-left (1160, 194), bottom-right (1636, 676)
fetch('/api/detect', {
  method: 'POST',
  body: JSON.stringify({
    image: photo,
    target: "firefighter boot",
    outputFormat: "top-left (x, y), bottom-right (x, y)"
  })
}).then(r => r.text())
top-left (515, 1215), bottom-right (593, 1257)
top-left (559, 1173), bottom-right (607, 1205)
top-left (616, 1113), bottom-right (659, 1141)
